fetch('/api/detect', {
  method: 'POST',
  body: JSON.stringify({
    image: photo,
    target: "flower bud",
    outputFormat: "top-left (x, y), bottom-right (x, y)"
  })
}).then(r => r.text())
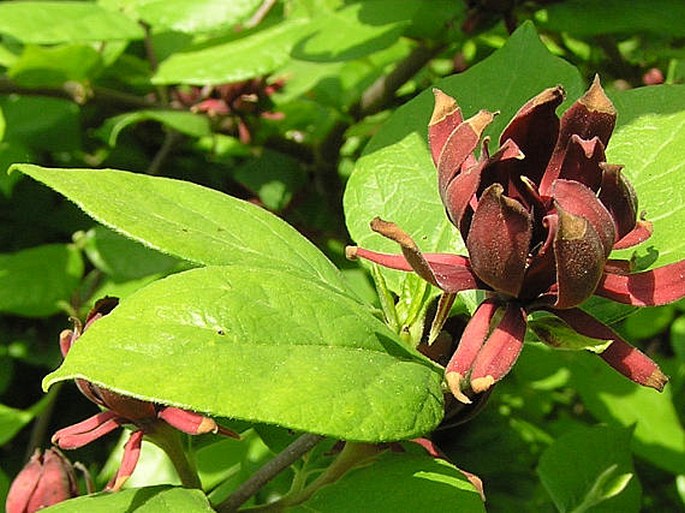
top-left (6, 448), bottom-right (79, 513)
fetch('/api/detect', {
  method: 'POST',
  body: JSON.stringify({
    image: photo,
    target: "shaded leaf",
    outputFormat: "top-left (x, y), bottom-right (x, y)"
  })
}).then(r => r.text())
top-left (0, 244), bottom-right (83, 317)
top-left (538, 425), bottom-right (640, 513)
top-left (43, 265), bottom-right (444, 441)
top-left (568, 351), bottom-right (685, 475)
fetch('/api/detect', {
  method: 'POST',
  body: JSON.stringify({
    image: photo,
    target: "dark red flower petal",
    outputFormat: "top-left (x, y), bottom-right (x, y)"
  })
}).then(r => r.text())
top-left (552, 204), bottom-right (606, 309)
top-left (466, 184), bottom-right (532, 297)
top-left (445, 299), bottom-right (500, 403)
top-left (548, 307), bottom-right (667, 391)
top-left (596, 260), bottom-right (685, 306)
top-left (555, 135), bottom-right (605, 193)
top-left (552, 179), bottom-right (615, 257)
top-left (437, 110), bottom-right (495, 194)
top-left (598, 163), bottom-right (643, 242)
top-left (468, 302), bottom-right (527, 394)
top-left (428, 89), bottom-right (463, 166)
top-left (497, 85), bottom-right (564, 187)
top-left (612, 220), bottom-right (653, 250)
top-left (542, 76), bottom-right (616, 197)
top-left (345, 219), bottom-right (482, 293)
top-left (158, 406), bottom-right (238, 438)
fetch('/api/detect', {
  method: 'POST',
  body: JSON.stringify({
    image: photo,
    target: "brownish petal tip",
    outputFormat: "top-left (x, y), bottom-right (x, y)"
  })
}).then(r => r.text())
top-left (445, 371), bottom-right (472, 404)
top-left (430, 88), bottom-right (460, 126)
top-left (580, 75), bottom-right (616, 115)
top-left (345, 246), bottom-right (359, 260)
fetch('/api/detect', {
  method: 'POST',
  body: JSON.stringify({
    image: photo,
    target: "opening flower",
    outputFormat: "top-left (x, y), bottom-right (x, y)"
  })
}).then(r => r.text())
top-left (347, 77), bottom-right (685, 403)
top-left (52, 297), bottom-right (238, 491)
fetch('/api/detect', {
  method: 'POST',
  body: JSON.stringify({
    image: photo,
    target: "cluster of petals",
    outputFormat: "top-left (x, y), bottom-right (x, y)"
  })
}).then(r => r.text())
top-left (52, 297), bottom-right (237, 491)
top-left (347, 76), bottom-right (685, 403)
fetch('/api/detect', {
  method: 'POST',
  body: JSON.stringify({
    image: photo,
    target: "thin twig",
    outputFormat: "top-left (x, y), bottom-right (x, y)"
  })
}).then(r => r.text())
top-left (146, 129), bottom-right (182, 175)
top-left (216, 433), bottom-right (325, 513)
top-left (242, 0), bottom-right (277, 30)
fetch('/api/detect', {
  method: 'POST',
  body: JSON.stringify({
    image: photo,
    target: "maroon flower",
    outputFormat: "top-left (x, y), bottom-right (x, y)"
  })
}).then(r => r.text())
top-left (53, 298), bottom-right (238, 491)
top-left (6, 448), bottom-right (79, 513)
top-left (171, 78), bottom-right (284, 143)
top-left (347, 77), bottom-right (685, 403)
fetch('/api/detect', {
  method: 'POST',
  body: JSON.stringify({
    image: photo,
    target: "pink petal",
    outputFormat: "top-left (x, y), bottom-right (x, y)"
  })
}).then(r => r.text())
top-left (52, 411), bottom-right (122, 449)
top-left (107, 430), bottom-right (144, 491)
top-left (158, 406), bottom-right (239, 438)
top-left (468, 303), bottom-right (527, 394)
top-left (445, 299), bottom-right (500, 403)
top-left (596, 260), bottom-right (685, 306)
top-left (548, 308), bottom-right (667, 391)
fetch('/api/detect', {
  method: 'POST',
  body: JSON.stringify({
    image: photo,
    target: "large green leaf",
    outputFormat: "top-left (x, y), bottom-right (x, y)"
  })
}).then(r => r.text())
top-left (343, 22), bottom-right (583, 295)
top-left (153, 19), bottom-right (312, 85)
top-left (43, 265), bottom-right (444, 441)
top-left (606, 92), bottom-right (685, 267)
top-left (567, 351), bottom-right (685, 475)
top-left (537, 425), bottom-right (641, 513)
top-left (0, 1), bottom-right (144, 44)
top-left (290, 449), bottom-right (485, 513)
top-left (12, 165), bottom-right (348, 295)
top-left (8, 44), bottom-right (102, 88)
top-left (42, 485), bottom-right (214, 513)
top-left (0, 244), bottom-right (83, 317)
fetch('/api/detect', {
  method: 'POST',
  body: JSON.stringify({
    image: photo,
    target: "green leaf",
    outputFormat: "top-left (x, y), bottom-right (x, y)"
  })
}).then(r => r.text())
top-left (0, 244), bottom-right (83, 317)
top-left (607, 100), bottom-right (685, 268)
top-left (78, 226), bottom-right (180, 282)
top-left (8, 44), bottom-right (102, 88)
top-left (528, 315), bottom-right (613, 353)
top-left (0, 1), bottom-right (144, 44)
top-left (153, 19), bottom-right (312, 85)
top-left (538, 425), bottom-right (640, 513)
top-left (290, 0), bottom-right (420, 63)
top-left (232, 149), bottom-right (306, 211)
top-left (536, 0), bottom-right (685, 37)
top-left (567, 352), bottom-right (685, 475)
top-left (43, 265), bottom-right (444, 441)
top-left (12, 165), bottom-right (348, 294)
top-left (0, 96), bottom-right (80, 152)
top-left (42, 485), bottom-right (214, 513)
top-left (0, 394), bottom-right (53, 446)
top-left (98, 110), bottom-right (212, 146)
top-left (116, 0), bottom-right (262, 34)
top-left (290, 449), bottom-right (485, 513)
top-left (343, 22), bottom-right (583, 295)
